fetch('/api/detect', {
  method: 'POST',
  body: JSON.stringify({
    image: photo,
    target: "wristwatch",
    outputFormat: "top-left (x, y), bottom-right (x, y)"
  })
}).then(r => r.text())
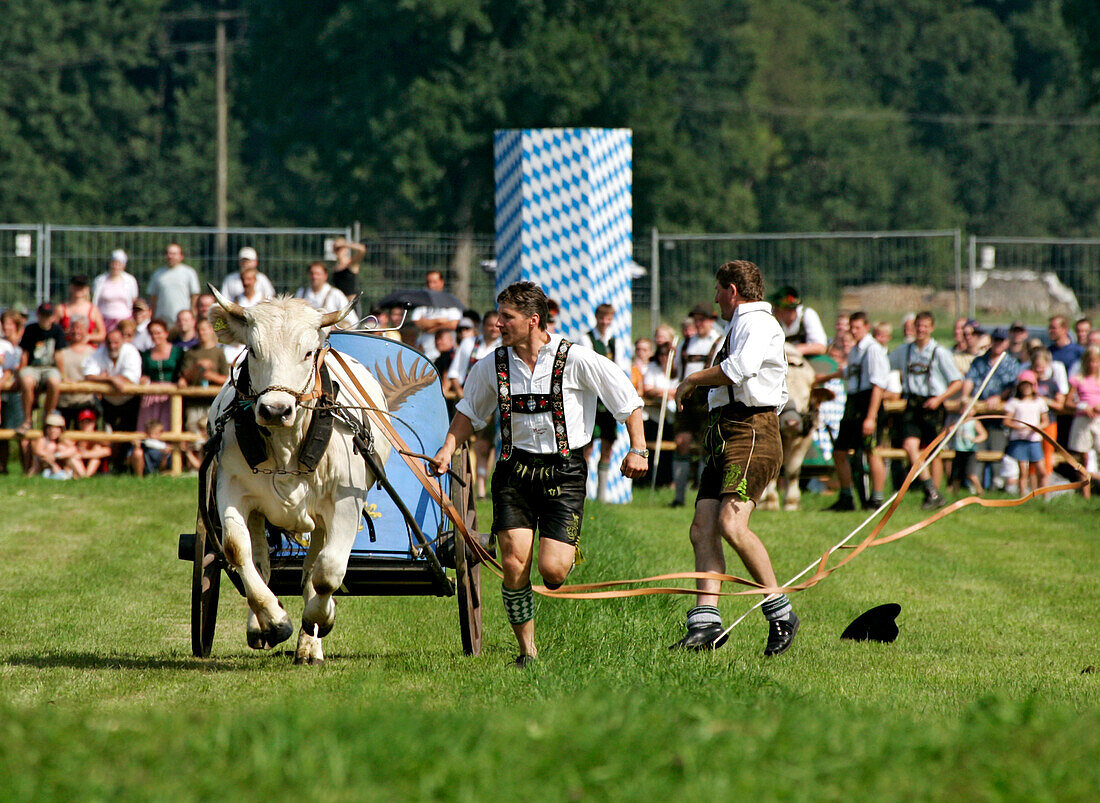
top-left (628, 447), bottom-right (650, 458)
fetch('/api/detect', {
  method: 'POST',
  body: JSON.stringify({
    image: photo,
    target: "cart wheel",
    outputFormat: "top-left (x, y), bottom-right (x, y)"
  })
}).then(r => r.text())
top-left (191, 511), bottom-right (222, 658)
top-left (453, 448), bottom-right (482, 656)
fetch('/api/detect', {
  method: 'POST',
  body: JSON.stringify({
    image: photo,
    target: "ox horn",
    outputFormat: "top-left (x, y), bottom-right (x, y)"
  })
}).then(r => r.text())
top-left (209, 284), bottom-right (246, 321)
top-left (320, 293), bottom-right (360, 328)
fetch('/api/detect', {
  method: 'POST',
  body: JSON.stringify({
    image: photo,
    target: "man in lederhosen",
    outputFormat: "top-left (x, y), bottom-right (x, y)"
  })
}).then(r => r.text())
top-left (669, 260), bottom-right (800, 656)
top-left (820, 311), bottom-right (890, 511)
top-left (888, 310), bottom-right (963, 510)
top-left (430, 282), bottom-right (649, 667)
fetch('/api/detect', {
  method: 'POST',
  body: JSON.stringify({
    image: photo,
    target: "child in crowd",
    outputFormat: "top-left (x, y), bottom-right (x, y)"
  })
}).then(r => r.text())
top-left (948, 412), bottom-right (987, 495)
top-left (1004, 371), bottom-right (1050, 496)
top-left (132, 420), bottom-right (170, 477)
top-left (73, 408), bottom-right (112, 475)
top-left (1067, 345), bottom-right (1100, 498)
top-left (31, 412), bottom-right (84, 479)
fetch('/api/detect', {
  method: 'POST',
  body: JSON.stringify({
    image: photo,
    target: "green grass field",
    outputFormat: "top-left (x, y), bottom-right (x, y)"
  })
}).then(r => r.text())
top-left (0, 474), bottom-right (1097, 800)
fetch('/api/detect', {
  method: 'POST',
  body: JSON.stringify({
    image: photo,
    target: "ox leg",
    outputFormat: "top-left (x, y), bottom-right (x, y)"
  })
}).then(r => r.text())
top-left (295, 496), bottom-right (359, 666)
top-left (759, 480), bottom-right (780, 511)
top-left (244, 511), bottom-right (283, 650)
top-left (222, 504), bottom-right (294, 650)
top-left (783, 435), bottom-right (815, 511)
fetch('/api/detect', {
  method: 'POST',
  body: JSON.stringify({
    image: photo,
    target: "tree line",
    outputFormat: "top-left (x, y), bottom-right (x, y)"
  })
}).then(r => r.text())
top-left (2, 0), bottom-right (1098, 239)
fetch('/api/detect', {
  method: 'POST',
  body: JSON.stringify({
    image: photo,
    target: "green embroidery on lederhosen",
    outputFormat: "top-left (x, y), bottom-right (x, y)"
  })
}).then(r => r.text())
top-left (565, 512), bottom-right (581, 547)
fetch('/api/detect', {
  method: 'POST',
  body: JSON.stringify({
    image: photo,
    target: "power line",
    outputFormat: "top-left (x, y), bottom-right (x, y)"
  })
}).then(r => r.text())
top-left (682, 99), bottom-right (1100, 128)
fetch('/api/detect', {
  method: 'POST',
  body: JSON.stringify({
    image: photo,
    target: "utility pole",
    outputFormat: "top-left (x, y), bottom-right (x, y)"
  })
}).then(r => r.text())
top-left (215, 8), bottom-right (229, 263)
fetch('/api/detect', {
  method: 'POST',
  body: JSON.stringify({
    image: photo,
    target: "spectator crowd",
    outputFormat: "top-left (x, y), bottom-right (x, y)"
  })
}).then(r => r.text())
top-left (2, 246), bottom-right (1098, 503)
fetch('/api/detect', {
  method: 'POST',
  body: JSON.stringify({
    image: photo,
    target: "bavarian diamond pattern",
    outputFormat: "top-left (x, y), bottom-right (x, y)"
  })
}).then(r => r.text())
top-left (493, 128), bottom-right (634, 503)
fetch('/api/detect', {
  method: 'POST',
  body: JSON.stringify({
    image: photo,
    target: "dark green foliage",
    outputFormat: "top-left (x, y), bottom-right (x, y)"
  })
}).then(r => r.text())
top-left (0, 0), bottom-right (1097, 235)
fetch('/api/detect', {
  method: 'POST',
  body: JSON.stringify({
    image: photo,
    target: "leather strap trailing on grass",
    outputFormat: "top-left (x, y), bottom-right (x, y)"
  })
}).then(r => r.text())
top-left (329, 349), bottom-right (1087, 607)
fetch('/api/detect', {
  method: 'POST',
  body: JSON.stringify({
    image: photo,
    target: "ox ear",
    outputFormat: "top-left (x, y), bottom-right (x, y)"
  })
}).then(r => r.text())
top-left (209, 304), bottom-right (248, 345)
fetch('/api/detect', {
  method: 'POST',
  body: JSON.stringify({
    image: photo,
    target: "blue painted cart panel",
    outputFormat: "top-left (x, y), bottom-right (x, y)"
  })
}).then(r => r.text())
top-left (269, 332), bottom-right (452, 562)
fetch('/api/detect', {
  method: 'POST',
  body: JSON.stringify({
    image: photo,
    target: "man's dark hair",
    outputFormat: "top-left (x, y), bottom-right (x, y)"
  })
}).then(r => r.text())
top-left (849, 311), bottom-right (869, 326)
top-left (716, 260), bottom-right (765, 302)
top-left (915, 310), bottom-right (934, 326)
top-left (595, 303), bottom-right (614, 317)
top-left (497, 282), bottom-right (550, 331)
top-left (69, 275), bottom-right (90, 289)
top-left (308, 260), bottom-right (328, 274)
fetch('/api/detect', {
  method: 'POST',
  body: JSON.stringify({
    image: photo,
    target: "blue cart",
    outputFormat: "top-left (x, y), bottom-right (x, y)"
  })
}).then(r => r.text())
top-left (178, 332), bottom-right (484, 658)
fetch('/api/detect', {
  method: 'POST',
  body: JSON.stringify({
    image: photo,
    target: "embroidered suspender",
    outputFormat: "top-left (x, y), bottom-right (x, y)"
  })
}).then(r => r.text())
top-left (496, 339), bottom-right (572, 462)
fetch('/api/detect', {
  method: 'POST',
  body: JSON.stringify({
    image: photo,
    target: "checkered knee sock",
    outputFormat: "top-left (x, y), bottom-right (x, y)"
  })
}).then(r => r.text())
top-left (686, 605), bottom-right (722, 630)
top-left (502, 584), bottom-right (535, 625)
top-left (761, 594), bottom-right (793, 622)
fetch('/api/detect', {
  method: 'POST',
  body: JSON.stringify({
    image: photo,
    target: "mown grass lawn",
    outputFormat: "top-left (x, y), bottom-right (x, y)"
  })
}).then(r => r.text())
top-left (0, 474), bottom-right (1096, 800)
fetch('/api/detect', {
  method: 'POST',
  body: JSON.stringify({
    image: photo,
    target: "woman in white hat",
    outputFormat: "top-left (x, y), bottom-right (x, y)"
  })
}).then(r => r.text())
top-left (92, 249), bottom-right (140, 333)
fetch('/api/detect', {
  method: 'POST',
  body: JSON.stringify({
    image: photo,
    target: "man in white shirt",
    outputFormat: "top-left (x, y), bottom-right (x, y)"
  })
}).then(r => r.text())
top-left (83, 327), bottom-right (142, 469)
top-left (294, 262), bottom-right (358, 327)
top-left (410, 270), bottom-right (461, 360)
top-left (819, 312), bottom-right (890, 511)
top-left (671, 260), bottom-right (799, 658)
top-left (429, 282), bottom-right (647, 668)
top-left (147, 242), bottom-right (201, 322)
top-left (771, 285), bottom-right (827, 357)
top-left (221, 246), bottom-right (276, 302)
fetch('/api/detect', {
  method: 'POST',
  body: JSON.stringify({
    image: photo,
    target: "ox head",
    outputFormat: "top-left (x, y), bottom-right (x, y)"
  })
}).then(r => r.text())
top-left (208, 286), bottom-right (356, 427)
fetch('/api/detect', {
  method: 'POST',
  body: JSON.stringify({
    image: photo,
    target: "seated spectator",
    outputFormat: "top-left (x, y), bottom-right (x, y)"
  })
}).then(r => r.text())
top-left (82, 328), bottom-right (142, 470)
top-left (30, 412), bottom-right (84, 479)
top-left (131, 419), bottom-right (171, 477)
top-left (631, 338), bottom-right (654, 395)
top-left (92, 250), bottom-right (140, 333)
top-left (295, 261), bottom-right (358, 326)
top-left (872, 320), bottom-right (892, 348)
top-left (116, 318), bottom-right (138, 347)
top-left (18, 302), bottom-right (67, 433)
top-left (55, 316), bottom-right (99, 427)
top-left (196, 292), bottom-right (216, 322)
top-left (73, 408), bottom-right (112, 475)
top-left (131, 298), bottom-right (154, 351)
top-left (1076, 318), bottom-right (1093, 347)
top-left (178, 319), bottom-right (230, 471)
top-left (221, 247), bottom-right (276, 303)
top-left (409, 270), bottom-right (461, 359)
top-left (1007, 322), bottom-right (1030, 365)
top-left (1048, 315), bottom-right (1083, 374)
top-left (58, 275), bottom-right (106, 346)
top-left (953, 319), bottom-right (984, 375)
top-left (1067, 345), bottom-right (1100, 498)
top-left (171, 309), bottom-right (199, 349)
top-left (1, 310), bottom-right (26, 472)
top-left (233, 265), bottom-right (267, 308)
top-left (137, 319), bottom-right (183, 432)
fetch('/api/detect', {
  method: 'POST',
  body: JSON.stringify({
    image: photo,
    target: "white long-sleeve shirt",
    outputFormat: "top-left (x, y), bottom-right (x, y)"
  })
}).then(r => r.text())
top-left (708, 301), bottom-right (789, 411)
top-left (82, 342), bottom-right (142, 405)
top-left (456, 334), bottom-right (642, 454)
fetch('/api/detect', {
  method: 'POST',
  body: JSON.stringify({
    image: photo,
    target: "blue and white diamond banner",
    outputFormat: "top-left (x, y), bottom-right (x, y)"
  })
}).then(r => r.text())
top-left (494, 128), bottom-right (634, 503)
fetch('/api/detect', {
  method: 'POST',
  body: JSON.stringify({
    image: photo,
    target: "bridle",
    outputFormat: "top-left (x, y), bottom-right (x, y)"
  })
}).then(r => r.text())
top-left (235, 344), bottom-right (330, 405)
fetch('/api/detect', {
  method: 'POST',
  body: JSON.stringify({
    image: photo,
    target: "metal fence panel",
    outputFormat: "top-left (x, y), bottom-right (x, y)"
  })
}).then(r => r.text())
top-left (969, 236), bottom-right (1100, 320)
top-left (0, 224), bottom-right (43, 311)
top-left (43, 225), bottom-right (350, 303)
top-left (649, 230), bottom-right (963, 332)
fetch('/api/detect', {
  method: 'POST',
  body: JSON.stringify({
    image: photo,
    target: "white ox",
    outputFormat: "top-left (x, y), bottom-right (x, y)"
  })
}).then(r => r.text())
top-left (208, 291), bottom-right (391, 665)
top-left (760, 344), bottom-right (834, 511)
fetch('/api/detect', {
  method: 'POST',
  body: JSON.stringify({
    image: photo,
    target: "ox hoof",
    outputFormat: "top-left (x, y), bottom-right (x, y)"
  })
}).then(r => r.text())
top-left (759, 499), bottom-right (780, 512)
top-left (247, 629), bottom-right (270, 650)
top-left (783, 501), bottom-right (801, 512)
top-left (293, 654), bottom-right (325, 667)
top-left (258, 620), bottom-right (294, 649)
